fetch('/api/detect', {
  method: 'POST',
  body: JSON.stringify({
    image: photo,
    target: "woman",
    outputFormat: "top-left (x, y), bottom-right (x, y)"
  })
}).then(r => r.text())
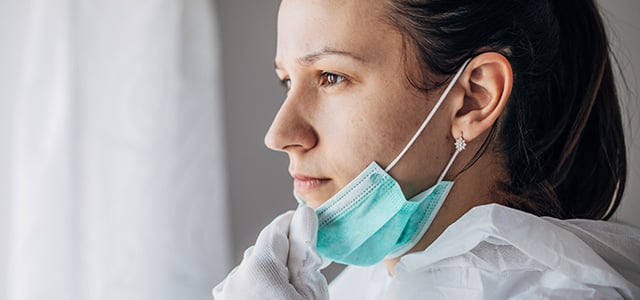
top-left (214, 0), bottom-right (640, 298)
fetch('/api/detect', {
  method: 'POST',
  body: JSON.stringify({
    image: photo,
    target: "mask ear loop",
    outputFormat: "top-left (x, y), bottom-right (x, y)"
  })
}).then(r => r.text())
top-left (437, 133), bottom-right (466, 183)
top-left (385, 58), bottom-right (472, 173)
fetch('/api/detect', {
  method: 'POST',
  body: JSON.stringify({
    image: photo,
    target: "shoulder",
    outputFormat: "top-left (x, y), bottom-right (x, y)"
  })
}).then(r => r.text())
top-left (329, 264), bottom-right (390, 300)
top-left (387, 204), bottom-right (640, 299)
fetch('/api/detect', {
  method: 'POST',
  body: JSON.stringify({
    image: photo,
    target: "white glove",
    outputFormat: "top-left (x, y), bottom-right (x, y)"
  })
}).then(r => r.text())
top-left (213, 205), bottom-right (329, 300)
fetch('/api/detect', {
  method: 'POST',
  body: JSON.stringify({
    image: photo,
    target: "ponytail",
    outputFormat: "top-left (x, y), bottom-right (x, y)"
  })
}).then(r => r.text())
top-left (501, 0), bottom-right (627, 219)
top-left (386, 0), bottom-right (627, 219)
top-left (542, 0), bottom-right (626, 219)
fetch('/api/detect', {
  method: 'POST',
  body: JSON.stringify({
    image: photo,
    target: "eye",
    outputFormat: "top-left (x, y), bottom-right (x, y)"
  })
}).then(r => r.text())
top-left (280, 77), bottom-right (292, 90)
top-left (320, 72), bottom-right (347, 87)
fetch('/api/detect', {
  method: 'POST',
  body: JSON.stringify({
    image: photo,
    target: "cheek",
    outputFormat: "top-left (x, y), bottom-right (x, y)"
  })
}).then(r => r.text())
top-left (321, 121), bottom-right (374, 183)
top-left (310, 106), bottom-right (372, 185)
top-left (315, 90), bottom-right (426, 177)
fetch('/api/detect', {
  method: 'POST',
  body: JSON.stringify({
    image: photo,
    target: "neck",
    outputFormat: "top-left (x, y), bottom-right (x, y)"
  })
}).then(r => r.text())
top-left (384, 142), bottom-right (508, 275)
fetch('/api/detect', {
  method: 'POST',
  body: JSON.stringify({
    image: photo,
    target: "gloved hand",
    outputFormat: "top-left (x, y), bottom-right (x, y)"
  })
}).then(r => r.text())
top-left (213, 205), bottom-right (329, 300)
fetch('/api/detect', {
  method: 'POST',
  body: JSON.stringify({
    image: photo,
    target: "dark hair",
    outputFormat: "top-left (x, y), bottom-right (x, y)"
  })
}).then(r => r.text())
top-left (385, 0), bottom-right (627, 219)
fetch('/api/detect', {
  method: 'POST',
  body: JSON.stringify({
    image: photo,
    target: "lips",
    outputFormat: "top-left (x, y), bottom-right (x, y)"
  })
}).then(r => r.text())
top-left (293, 175), bottom-right (330, 193)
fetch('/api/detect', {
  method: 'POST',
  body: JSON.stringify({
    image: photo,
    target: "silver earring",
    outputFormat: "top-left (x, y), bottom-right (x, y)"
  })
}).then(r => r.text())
top-left (454, 132), bottom-right (467, 153)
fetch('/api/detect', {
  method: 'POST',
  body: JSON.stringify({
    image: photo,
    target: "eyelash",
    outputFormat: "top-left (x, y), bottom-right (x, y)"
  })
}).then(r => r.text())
top-left (319, 72), bottom-right (347, 87)
top-left (279, 72), bottom-right (347, 91)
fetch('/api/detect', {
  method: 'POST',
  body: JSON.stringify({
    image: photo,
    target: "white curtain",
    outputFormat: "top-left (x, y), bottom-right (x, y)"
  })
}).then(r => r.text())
top-left (0, 0), bottom-right (230, 299)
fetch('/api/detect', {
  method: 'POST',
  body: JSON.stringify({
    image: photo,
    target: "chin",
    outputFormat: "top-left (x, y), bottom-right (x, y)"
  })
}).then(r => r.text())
top-left (305, 198), bottom-right (328, 210)
top-left (299, 192), bottom-right (334, 210)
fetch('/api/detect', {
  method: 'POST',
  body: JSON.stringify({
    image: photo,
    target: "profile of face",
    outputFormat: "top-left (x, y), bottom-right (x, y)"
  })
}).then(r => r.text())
top-left (265, 0), bottom-right (460, 209)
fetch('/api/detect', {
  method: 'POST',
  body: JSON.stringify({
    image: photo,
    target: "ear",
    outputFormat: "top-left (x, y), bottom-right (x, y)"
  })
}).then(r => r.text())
top-left (450, 52), bottom-right (512, 142)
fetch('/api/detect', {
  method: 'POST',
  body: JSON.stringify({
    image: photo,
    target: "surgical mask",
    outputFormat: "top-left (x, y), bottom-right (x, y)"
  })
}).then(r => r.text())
top-left (295, 59), bottom-right (471, 266)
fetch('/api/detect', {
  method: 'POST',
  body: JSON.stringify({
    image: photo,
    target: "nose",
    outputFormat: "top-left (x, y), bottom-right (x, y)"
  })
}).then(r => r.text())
top-left (264, 91), bottom-right (318, 153)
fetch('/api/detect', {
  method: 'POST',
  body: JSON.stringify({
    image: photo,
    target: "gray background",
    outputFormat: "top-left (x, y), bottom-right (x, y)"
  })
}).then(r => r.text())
top-left (214, 0), bottom-right (640, 276)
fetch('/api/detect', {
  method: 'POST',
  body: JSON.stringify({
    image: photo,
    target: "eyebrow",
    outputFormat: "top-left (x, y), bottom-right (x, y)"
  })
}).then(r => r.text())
top-left (274, 47), bottom-right (365, 70)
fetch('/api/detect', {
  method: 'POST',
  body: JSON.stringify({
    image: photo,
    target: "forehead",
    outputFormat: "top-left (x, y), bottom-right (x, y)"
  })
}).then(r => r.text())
top-left (275, 0), bottom-right (400, 65)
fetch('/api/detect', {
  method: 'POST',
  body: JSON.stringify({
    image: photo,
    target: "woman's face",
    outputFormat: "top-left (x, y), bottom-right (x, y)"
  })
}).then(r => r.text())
top-left (266, 0), bottom-right (453, 209)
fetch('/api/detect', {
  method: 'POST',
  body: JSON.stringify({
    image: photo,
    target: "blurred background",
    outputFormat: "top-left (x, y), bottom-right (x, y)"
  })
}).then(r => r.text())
top-left (0, 0), bottom-right (638, 299)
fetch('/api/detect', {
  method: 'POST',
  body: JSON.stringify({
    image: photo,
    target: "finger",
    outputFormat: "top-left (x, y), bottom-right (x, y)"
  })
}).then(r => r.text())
top-left (289, 206), bottom-right (319, 270)
top-left (290, 205), bottom-right (318, 246)
top-left (242, 211), bottom-right (302, 298)
top-left (289, 206), bottom-right (332, 269)
top-left (288, 206), bottom-right (329, 299)
top-left (253, 210), bottom-right (295, 266)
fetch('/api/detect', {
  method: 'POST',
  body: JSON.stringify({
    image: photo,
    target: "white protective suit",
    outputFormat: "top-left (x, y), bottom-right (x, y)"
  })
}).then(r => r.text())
top-left (330, 204), bottom-right (640, 299)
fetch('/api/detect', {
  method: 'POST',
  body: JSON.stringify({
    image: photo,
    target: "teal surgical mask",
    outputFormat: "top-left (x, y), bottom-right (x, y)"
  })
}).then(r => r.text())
top-left (295, 59), bottom-right (471, 266)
